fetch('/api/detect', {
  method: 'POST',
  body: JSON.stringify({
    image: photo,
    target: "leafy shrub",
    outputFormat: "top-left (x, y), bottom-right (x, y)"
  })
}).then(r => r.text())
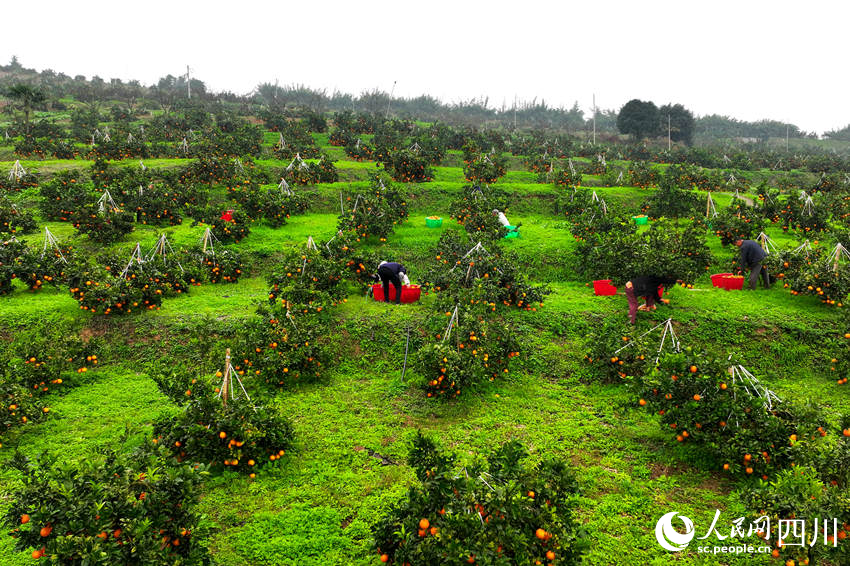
top-left (337, 175), bottom-right (408, 241)
top-left (448, 184), bottom-right (510, 242)
top-left (416, 306), bottom-right (519, 398)
top-left (71, 204), bottom-right (135, 243)
top-left (236, 307), bottom-right (331, 387)
top-left (463, 153), bottom-right (508, 184)
top-left (3, 445), bottom-right (210, 564)
top-left (192, 206), bottom-right (251, 243)
top-left (0, 197), bottom-right (37, 235)
top-left (372, 433), bottom-right (587, 565)
top-left (421, 231), bottom-right (549, 310)
top-left (632, 350), bottom-right (807, 480)
top-left (153, 382), bottom-right (294, 475)
top-left (266, 246), bottom-right (345, 314)
top-left (382, 149), bottom-right (433, 183)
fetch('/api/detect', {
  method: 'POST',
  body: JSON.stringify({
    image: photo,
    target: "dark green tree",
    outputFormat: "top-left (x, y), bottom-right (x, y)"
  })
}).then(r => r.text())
top-left (5, 84), bottom-right (46, 130)
top-left (659, 103), bottom-right (695, 145)
top-left (616, 99), bottom-right (660, 140)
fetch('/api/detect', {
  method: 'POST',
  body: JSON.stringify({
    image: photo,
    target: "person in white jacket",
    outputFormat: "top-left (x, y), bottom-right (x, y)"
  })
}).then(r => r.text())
top-left (492, 209), bottom-right (520, 232)
top-left (374, 261), bottom-right (409, 304)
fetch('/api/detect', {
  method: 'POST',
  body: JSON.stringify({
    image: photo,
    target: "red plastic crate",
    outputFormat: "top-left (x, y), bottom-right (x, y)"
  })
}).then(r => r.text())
top-left (593, 279), bottom-right (618, 296)
top-left (720, 275), bottom-right (745, 290)
top-left (711, 273), bottom-right (733, 288)
top-left (372, 284), bottom-right (422, 303)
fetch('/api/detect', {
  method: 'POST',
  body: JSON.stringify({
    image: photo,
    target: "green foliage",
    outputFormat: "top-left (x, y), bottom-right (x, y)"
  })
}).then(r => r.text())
top-left (448, 185), bottom-right (510, 242)
top-left (575, 220), bottom-right (711, 285)
top-left (712, 201), bottom-right (765, 246)
top-left (2, 445), bottom-right (210, 564)
top-left (266, 245), bottom-right (345, 314)
top-left (153, 384), bottom-right (294, 474)
top-left (337, 175), bottom-right (408, 240)
top-left (416, 307), bottom-right (519, 398)
top-left (71, 204), bottom-right (135, 243)
top-left (421, 231), bottom-right (549, 309)
top-left (236, 307), bottom-right (331, 387)
top-left (372, 433), bottom-right (587, 564)
top-left (616, 99), bottom-right (659, 139)
top-left (463, 152), bottom-right (508, 184)
top-left (382, 148), bottom-right (433, 183)
top-left (0, 197), bottom-right (37, 235)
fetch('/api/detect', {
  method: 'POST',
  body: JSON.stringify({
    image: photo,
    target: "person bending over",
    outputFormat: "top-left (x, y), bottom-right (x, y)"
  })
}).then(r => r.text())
top-left (625, 275), bottom-right (676, 324)
top-left (376, 261), bottom-right (409, 304)
top-left (735, 239), bottom-right (770, 290)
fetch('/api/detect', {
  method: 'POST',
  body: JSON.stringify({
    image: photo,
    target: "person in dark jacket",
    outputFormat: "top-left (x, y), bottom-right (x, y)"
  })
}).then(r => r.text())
top-left (735, 239), bottom-right (770, 290)
top-left (625, 275), bottom-right (677, 324)
top-left (375, 261), bottom-right (408, 304)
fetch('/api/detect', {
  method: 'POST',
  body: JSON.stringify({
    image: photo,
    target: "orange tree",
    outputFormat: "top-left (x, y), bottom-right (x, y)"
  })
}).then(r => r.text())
top-left (38, 171), bottom-right (93, 221)
top-left (448, 185), bottom-right (511, 242)
top-left (381, 148), bottom-right (434, 183)
top-left (582, 315), bottom-right (656, 383)
top-left (266, 245), bottom-right (345, 315)
top-left (631, 350), bottom-right (812, 480)
top-left (463, 153), bottom-right (508, 184)
top-left (235, 305), bottom-right (331, 388)
top-left (186, 247), bottom-right (244, 284)
top-left (420, 231), bottom-right (549, 310)
top-left (712, 207), bottom-right (765, 247)
top-left (371, 432), bottom-right (587, 565)
top-left (151, 369), bottom-right (294, 474)
top-left (0, 196), bottom-right (37, 235)
top-left (575, 220), bottom-right (712, 286)
top-left (191, 206), bottom-right (251, 243)
top-left (337, 175), bottom-right (408, 241)
top-left (415, 300), bottom-right (520, 399)
top-left (2, 445), bottom-right (210, 564)
top-left (71, 204), bottom-right (135, 244)
top-left (627, 160), bottom-right (659, 188)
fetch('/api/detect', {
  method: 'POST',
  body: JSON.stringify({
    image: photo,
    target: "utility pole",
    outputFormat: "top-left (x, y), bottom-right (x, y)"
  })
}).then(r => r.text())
top-left (186, 65), bottom-right (191, 99)
top-left (592, 94), bottom-right (596, 145)
top-left (668, 114), bottom-right (672, 150)
top-left (786, 124), bottom-right (789, 152)
top-left (513, 94), bottom-right (517, 129)
top-left (385, 80), bottom-right (396, 120)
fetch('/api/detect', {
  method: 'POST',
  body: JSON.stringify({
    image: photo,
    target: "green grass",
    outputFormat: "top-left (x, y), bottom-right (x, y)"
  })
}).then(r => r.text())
top-left (1, 134), bottom-right (846, 566)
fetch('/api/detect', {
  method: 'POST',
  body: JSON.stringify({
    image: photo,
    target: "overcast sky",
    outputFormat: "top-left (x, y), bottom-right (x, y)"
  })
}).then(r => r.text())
top-left (4, 0), bottom-right (848, 134)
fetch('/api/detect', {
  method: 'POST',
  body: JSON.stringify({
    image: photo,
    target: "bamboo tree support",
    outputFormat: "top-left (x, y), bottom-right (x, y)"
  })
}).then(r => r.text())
top-left (568, 159), bottom-right (576, 176)
top-left (40, 227), bottom-right (67, 264)
top-left (756, 232), bottom-right (778, 254)
top-left (706, 193), bottom-right (718, 218)
top-left (400, 325), bottom-right (411, 382)
top-left (127, 133), bottom-right (135, 144)
top-left (306, 236), bottom-right (319, 251)
top-left (728, 360), bottom-right (780, 412)
top-left (278, 133), bottom-right (286, 148)
top-left (233, 159), bottom-right (246, 176)
top-left (179, 137), bottom-right (189, 154)
top-left (9, 160), bottom-right (26, 181)
top-left (278, 178), bottom-right (293, 196)
top-left (793, 239), bottom-right (813, 259)
top-left (96, 189), bottom-right (119, 213)
top-left (200, 227), bottom-right (219, 256)
top-left (139, 160), bottom-right (146, 171)
top-left (612, 318), bottom-right (681, 365)
top-left (147, 234), bottom-right (184, 273)
top-left (120, 243), bottom-right (145, 278)
top-left (442, 305), bottom-right (459, 343)
top-left (216, 348), bottom-right (252, 407)
top-left (828, 243), bottom-right (850, 272)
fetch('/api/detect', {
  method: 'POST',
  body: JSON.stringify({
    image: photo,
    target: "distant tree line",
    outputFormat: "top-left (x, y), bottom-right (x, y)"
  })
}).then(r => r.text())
top-left (0, 56), bottom-right (841, 145)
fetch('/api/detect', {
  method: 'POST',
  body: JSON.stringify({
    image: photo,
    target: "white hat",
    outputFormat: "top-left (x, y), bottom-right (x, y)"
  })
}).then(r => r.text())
top-left (379, 261), bottom-right (387, 267)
